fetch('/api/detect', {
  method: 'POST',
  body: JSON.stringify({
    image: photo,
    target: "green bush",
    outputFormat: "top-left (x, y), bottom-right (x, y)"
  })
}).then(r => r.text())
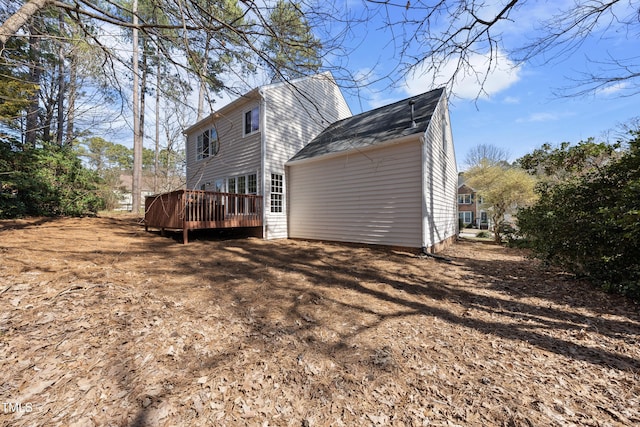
top-left (517, 132), bottom-right (640, 300)
top-left (0, 139), bottom-right (105, 218)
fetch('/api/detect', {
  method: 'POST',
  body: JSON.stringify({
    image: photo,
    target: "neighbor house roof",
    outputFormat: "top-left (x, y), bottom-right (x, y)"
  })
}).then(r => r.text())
top-left (288, 87), bottom-right (444, 163)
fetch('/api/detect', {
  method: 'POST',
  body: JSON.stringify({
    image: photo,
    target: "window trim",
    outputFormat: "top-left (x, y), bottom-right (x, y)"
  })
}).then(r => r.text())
top-left (458, 193), bottom-right (472, 204)
top-left (459, 211), bottom-right (473, 224)
top-left (196, 127), bottom-right (219, 161)
top-left (244, 106), bottom-right (260, 136)
top-left (270, 173), bottom-right (283, 213)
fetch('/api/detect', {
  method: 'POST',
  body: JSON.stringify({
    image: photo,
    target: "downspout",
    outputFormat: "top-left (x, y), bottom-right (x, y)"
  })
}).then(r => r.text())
top-left (420, 132), bottom-right (428, 252)
top-left (259, 88), bottom-right (267, 239)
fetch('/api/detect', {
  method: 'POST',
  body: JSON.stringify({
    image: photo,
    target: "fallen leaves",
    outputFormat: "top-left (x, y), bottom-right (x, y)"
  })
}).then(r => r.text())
top-left (0, 216), bottom-right (639, 426)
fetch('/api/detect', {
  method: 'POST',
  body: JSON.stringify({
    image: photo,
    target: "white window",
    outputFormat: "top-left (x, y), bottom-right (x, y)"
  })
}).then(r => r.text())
top-left (244, 106), bottom-right (260, 135)
top-left (270, 173), bottom-right (283, 213)
top-left (458, 194), bottom-right (472, 204)
top-left (227, 173), bottom-right (259, 214)
top-left (237, 175), bottom-right (246, 194)
top-left (247, 174), bottom-right (257, 194)
top-left (196, 127), bottom-right (219, 160)
top-left (227, 173), bottom-right (257, 194)
top-left (459, 211), bottom-right (472, 224)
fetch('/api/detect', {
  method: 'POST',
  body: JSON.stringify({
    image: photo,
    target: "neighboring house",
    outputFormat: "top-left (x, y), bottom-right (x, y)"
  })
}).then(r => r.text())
top-left (117, 173), bottom-right (155, 212)
top-left (119, 173), bottom-right (184, 211)
top-left (147, 72), bottom-right (458, 251)
top-left (457, 176), bottom-right (489, 228)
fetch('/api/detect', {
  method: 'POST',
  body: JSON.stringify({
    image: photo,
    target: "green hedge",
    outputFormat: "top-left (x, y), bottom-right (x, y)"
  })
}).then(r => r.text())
top-left (517, 133), bottom-right (640, 300)
top-left (0, 139), bottom-right (105, 218)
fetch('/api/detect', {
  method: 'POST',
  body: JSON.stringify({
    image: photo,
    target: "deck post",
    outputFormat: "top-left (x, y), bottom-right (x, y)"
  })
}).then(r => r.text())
top-left (183, 227), bottom-right (188, 244)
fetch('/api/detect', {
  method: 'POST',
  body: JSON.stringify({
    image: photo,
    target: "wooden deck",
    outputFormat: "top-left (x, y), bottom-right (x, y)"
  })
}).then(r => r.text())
top-left (144, 190), bottom-right (263, 243)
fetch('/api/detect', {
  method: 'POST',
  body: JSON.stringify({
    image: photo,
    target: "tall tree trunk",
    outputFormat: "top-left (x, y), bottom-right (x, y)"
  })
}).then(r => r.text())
top-left (65, 53), bottom-right (77, 143)
top-left (139, 38), bottom-right (148, 185)
top-left (197, 78), bottom-right (205, 121)
top-left (56, 12), bottom-right (65, 146)
top-left (41, 92), bottom-right (54, 143)
top-left (132, 0), bottom-right (142, 214)
top-left (196, 38), bottom-right (211, 121)
top-left (25, 19), bottom-right (42, 147)
top-left (154, 57), bottom-right (160, 193)
top-left (140, 44), bottom-right (147, 147)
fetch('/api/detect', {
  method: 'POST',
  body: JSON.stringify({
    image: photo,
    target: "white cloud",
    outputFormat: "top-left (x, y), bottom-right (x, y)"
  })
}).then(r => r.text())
top-left (597, 82), bottom-right (629, 96)
top-left (403, 50), bottom-right (522, 100)
top-left (516, 112), bottom-right (558, 123)
top-left (503, 96), bottom-right (520, 104)
top-left (516, 111), bottom-right (576, 123)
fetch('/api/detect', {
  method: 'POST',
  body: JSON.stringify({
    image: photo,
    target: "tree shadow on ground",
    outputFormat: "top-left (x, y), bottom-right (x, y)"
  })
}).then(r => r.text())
top-left (10, 217), bottom-right (635, 426)
top-left (198, 238), bottom-right (640, 373)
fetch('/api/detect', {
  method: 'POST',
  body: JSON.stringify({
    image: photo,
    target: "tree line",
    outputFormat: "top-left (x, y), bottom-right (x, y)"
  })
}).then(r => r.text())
top-left (0, 0), bottom-right (323, 213)
top-left (462, 127), bottom-right (640, 301)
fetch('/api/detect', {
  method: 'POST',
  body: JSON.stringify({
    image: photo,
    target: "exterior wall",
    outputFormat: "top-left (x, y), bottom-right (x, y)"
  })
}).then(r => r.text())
top-left (185, 95), bottom-right (262, 194)
top-left (288, 138), bottom-right (424, 248)
top-left (421, 93), bottom-right (458, 251)
top-left (262, 73), bottom-right (351, 239)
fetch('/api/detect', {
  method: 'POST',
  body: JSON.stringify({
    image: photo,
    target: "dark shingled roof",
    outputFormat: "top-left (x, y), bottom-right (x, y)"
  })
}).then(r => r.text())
top-left (289, 87), bottom-right (444, 163)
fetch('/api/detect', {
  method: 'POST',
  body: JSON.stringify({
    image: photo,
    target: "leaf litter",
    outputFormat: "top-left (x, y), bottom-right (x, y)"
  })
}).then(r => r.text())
top-left (0, 215), bottom-right (639, 426)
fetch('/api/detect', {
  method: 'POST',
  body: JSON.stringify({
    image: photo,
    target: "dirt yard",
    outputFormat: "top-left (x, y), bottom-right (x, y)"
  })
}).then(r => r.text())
top-left (1, 215), bottom-right (638, 427)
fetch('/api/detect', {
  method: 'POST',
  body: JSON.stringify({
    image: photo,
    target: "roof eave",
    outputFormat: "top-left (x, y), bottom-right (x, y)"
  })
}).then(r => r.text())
top-left (286, 132), bottom-right (424, 166)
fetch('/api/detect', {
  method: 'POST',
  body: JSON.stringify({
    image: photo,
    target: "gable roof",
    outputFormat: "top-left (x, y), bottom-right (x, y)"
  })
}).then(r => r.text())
top-left (183, 72), bottom-right (341, 135)
top-left (288, 87), bottom-right (444, 163)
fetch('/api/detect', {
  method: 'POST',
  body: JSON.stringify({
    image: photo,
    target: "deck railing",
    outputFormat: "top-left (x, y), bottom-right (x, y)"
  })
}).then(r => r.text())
top-left (144, 190), bottom-right (263, 243)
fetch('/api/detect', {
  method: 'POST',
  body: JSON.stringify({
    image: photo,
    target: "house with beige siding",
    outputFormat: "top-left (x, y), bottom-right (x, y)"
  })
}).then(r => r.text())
top-left (182, 72), bottom-right (351, 240)
top-left (287, 87), bottom-right (458, 251)
top-left (146, 73), bottom-right (458, 251)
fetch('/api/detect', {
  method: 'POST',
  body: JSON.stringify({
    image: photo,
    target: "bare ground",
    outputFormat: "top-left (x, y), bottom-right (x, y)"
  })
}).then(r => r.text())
top-left (0, 215), bottom-right (639, 427)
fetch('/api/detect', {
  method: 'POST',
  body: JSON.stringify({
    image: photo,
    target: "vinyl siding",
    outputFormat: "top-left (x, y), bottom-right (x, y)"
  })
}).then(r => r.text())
top-left (262, 73), bottom-right (351, 239)
top-left (421, 94), bottom-right (458, 249)
top-left (186, 97), bottom-right (262, 193)
top-left (288, 138), bottom-right (423, 247)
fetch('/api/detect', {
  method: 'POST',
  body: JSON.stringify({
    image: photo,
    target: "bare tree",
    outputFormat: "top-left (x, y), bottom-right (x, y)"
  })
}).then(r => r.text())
top-left (465, 144), bottom-right (510, 168)
top-left (3, 1), bottom-right (639, 101)
top-left (358, 0), bottom-right (640, 98)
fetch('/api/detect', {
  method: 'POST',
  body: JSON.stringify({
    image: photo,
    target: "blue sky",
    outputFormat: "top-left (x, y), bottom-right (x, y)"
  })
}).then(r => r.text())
top-left (326, 1), bottom-right (640, 170)
top-left (104, 1), bottom-right (639, 171)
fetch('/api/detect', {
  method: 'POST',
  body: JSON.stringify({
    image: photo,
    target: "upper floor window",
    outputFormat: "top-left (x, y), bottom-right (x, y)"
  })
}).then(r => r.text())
top-left (458, 194), bottom-right (472, 204)
top-left (196, 127), bottom-right (219, 160)
top-left (244, 106), bottom-right (260, 135)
